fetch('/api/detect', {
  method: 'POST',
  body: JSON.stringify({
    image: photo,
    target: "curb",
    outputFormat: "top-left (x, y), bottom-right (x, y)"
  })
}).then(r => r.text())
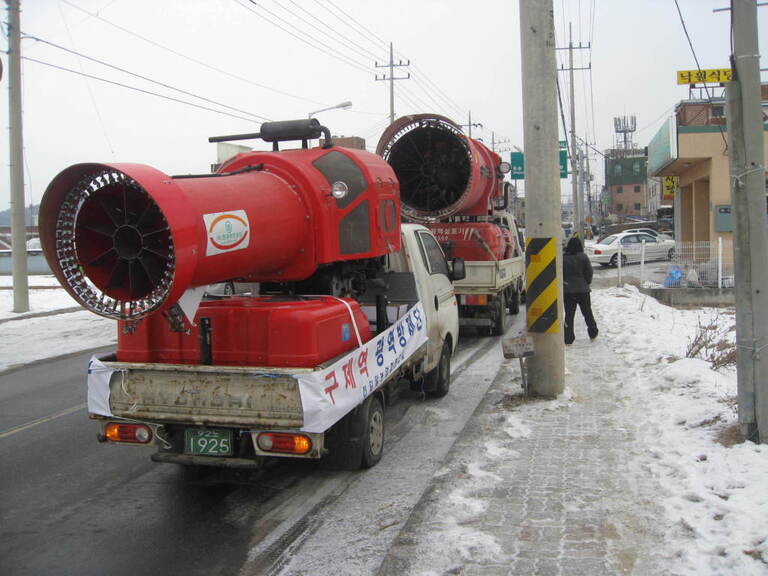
top-left (0, 307), bottom-right (84, 326)
top-left (0, 346), bottom-right (114, 378)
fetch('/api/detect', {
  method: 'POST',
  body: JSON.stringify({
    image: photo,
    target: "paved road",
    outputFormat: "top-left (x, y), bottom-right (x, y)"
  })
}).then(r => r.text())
top-left (0, 319), bottom-right (518, 576)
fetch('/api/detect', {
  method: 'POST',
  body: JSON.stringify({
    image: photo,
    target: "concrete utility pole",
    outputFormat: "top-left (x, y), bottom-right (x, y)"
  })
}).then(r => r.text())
top-left (556, 24), bottom-right (590, 238)
top-left (375, 43), bottom-right (410, 124)
top-left (568, 24), bottom-right (582, 238)
top-left (726, 0), bottom-right (768, 443)
top-left (462, 111), bottom-right (482, 139)
top-left (8, 0), bottom-right (29, 313)
top-left (579, 140), bottom-right (587, 232)
top-left (520, 0), bottom-right (565, 397)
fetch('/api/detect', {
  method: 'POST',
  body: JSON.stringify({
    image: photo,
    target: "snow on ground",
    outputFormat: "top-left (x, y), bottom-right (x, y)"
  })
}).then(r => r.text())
top-left (589, 287), bottom-right (765, 574)
top-left (0, 276), bottom-right (82, 321)
top-left (398, 286), bottom-right (766, 575)
top-left (595, 286), bottom-right (768, 575)
top-left (1, 280), bottom-right (766, 573)
top-left (0, 281), bottom-right (114, 372)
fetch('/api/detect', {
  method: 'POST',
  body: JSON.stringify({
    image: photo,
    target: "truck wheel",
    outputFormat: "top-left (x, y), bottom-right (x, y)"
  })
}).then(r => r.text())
top-left (361, 395), bottom-right (385, 468)
top-left (491, 292), bottom-right (508, 336)
top-left (509, 288), bottom-right (520, 315)
top-left (426, 340), bottom-right (451, 398)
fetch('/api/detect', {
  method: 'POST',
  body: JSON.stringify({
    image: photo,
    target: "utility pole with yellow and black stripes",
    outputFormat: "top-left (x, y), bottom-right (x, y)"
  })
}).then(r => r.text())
top-left (519, 0), bottom-right (565, 397)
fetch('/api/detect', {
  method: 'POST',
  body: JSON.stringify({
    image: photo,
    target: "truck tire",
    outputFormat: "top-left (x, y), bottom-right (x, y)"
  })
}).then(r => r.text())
top-left (425, 340), bottom-right (451, 398)
top-left (361, 395), bottom-right (385, 468)
top-left (324, 394), bottom-right (384, 470)
top-left (508, 288), bottom-right (520, 315)
top-left (491, 292), bottom-right (508, 336)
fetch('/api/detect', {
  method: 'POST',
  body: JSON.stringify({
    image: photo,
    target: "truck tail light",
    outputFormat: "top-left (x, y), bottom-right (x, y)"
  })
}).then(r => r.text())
top-left (462, 294), bottom-right (487, 306)
top-left (256, 432), bottom-right (312, 455)
top-left (105, 422), bottom-right (153, 444)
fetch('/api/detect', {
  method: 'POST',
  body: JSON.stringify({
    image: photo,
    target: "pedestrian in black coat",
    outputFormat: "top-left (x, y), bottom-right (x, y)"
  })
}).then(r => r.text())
top-left (563, 236), bottom-right (598, 345)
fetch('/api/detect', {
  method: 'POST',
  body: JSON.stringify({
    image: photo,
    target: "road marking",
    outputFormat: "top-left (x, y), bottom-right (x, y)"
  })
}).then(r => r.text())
top-left (0, 402), bottom-right (87, 440)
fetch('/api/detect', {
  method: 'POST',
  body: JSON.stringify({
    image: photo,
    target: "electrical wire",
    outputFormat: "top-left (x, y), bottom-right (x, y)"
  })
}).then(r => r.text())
top-left (311, 0), bottom-right (468, 120)
top-left (24, 33), bottom-right (272, 121)
top-left (55, 2), bottom-right (116, 157)
top-left (22, 56), bottom-right (262, 124)
top-left (58, 0), bottom-right (329, 107)
top-left (555, 75), bottom-right (571, 156)
top-left (281, 0), bottom-right (384, 62)
top-left (237, 0), bottom-right (373, 74)
top-left (673, 0), bottom-right (728, 150)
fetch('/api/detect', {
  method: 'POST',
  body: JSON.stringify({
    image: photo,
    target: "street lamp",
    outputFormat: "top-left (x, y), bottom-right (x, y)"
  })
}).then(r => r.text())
top-left (308, 100), bottom-right (352, 118)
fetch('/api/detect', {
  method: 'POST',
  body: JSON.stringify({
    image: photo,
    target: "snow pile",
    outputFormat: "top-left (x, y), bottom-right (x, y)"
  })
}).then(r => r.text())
top-left (0, 279), bottom-right (81, 321)
top-left (0, 284), bottom-right (114, 372)
top-left (595, 285), bottom-right (768, 575)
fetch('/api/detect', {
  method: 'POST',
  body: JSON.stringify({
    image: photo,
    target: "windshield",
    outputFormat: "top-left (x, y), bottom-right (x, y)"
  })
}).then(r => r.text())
top-left (601, 235), bottom-right (618, 245)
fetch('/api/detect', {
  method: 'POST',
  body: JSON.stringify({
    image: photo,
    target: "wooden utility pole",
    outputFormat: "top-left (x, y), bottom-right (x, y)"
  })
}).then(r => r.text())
top-left (7, 0), bottom-right (29, 312)
top-left (519, 0), bottom-right (565, 397)
top-left (726, 0), bottom-right (768, 442)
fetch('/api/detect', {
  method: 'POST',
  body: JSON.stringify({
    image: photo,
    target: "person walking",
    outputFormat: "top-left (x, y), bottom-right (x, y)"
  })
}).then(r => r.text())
top-left (563, 236), bottom-right (598, 345)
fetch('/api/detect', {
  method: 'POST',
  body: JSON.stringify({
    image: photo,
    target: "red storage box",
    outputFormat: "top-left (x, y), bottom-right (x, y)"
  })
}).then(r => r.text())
top-left (117, 296), bottom-right (372, 367)
top-left (427, 222), bottom-right (513, 261)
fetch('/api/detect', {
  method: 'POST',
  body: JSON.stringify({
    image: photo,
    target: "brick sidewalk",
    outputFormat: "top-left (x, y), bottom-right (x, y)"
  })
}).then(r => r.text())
top-left (378, 337), bottom-right (666, 575)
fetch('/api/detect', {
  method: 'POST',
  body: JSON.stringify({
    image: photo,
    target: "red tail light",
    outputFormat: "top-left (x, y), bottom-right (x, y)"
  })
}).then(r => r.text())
top-left (256, 432), bottom-right (312, 454)
top-left (105, 422), bottom-right (152, 444)
top-left (594, 249), bottom-right (602, 255)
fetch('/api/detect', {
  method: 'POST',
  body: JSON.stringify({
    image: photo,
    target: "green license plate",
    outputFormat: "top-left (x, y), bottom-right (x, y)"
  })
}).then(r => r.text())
top-left (184, 428), bottom-right (233, 456)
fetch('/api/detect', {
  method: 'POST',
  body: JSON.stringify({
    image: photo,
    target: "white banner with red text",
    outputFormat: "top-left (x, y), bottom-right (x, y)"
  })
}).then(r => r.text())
top-left (296, 302), bottom-right (428, 433)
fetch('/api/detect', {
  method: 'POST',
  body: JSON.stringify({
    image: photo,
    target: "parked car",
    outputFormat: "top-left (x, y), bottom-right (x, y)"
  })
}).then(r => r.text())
top-left (622, 228), bottom-right (673, 241)
top-left (204, 281), bottom-right (253, 297)
top-left (586, 231), bottom-right (676, 267)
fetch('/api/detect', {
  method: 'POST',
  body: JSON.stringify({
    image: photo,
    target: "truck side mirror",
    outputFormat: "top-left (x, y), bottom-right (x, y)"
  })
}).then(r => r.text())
top-left (450, 258), bottom-right (466, 282)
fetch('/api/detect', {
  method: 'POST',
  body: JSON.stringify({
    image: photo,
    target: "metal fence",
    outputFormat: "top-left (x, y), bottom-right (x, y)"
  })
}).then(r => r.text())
top-left (670, 239), bottom-right (734, 288)
top-left (609, 238), bottom-right (734, 289)
top-left (651, 239), bottom-right (734, 288)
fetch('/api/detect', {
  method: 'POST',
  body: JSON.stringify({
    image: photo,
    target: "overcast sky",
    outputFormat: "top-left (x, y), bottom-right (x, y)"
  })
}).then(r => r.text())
top-left (0, 0), bottom-right (766, 212)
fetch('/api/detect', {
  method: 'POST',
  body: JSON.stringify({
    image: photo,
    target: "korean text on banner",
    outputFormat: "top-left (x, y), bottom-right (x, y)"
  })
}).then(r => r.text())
top-left (87, 356), bottom-right (115, 417)
top-left (296, 302), bottom-right (428, 433)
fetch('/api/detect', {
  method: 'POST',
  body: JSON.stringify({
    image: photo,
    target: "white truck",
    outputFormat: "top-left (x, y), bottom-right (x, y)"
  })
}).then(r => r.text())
top-left (86, 224), bottom-right (462, 470)
top-left (452, 210), bottom-right (526, 336)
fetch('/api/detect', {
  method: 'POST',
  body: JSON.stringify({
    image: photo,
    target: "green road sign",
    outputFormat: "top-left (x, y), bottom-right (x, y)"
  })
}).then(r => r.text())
top-left (510, 150), bottom-right (569, 180)
top-left (559, 149), bottom-right (568, 178)
top-left (510, 152), bottom-right (525, 180)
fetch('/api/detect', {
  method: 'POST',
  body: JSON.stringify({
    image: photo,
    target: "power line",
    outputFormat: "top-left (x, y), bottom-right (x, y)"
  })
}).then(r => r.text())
top-left (321, 0), bottom-right (390, 52)
top-left (555, 75), bottom-right (570, 154)
top-left (237, 0), bottom-right (373, 74)
top-left (23, 33), bottom-right (272, 121)
top-left (55, 2), bottom-right (115, 157)
top-left (22, 56), bottom-right (262, 124)
top-left (673, 0), bottom-right (728, 150)
top-left (311, 0), bottom-right (468, 120)
top-left (58, 0), bottom-right (329, 107)
top-left (281, 0), bottom-right (384, 62)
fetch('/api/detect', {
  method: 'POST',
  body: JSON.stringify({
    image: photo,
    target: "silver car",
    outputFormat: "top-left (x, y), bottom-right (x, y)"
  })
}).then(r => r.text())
top-left (586, 232), bottom-right (676, 267)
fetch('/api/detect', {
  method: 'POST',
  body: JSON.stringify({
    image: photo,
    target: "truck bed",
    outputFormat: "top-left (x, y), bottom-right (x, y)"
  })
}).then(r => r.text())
top-left (451, 257), bottom-right (524, 294)
top-left (100, 360), bottom-right (312, 429)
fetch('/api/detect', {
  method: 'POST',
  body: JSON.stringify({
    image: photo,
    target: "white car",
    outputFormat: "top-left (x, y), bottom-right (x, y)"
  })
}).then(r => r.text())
top-left (622, 228), bottom-right (673, 241)
top-left (586, 231), bottom-right (676, 267)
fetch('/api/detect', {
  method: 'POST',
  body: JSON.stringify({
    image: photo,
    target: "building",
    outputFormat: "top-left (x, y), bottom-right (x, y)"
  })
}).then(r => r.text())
top-left (647, 85), bottom-right (768, 254)
top-left (604, 151), bottom-right (649, 218)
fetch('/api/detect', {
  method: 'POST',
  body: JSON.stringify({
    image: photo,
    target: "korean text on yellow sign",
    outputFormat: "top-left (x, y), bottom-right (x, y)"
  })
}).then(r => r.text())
top-left (677, 69), bottom-right (732, 85)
